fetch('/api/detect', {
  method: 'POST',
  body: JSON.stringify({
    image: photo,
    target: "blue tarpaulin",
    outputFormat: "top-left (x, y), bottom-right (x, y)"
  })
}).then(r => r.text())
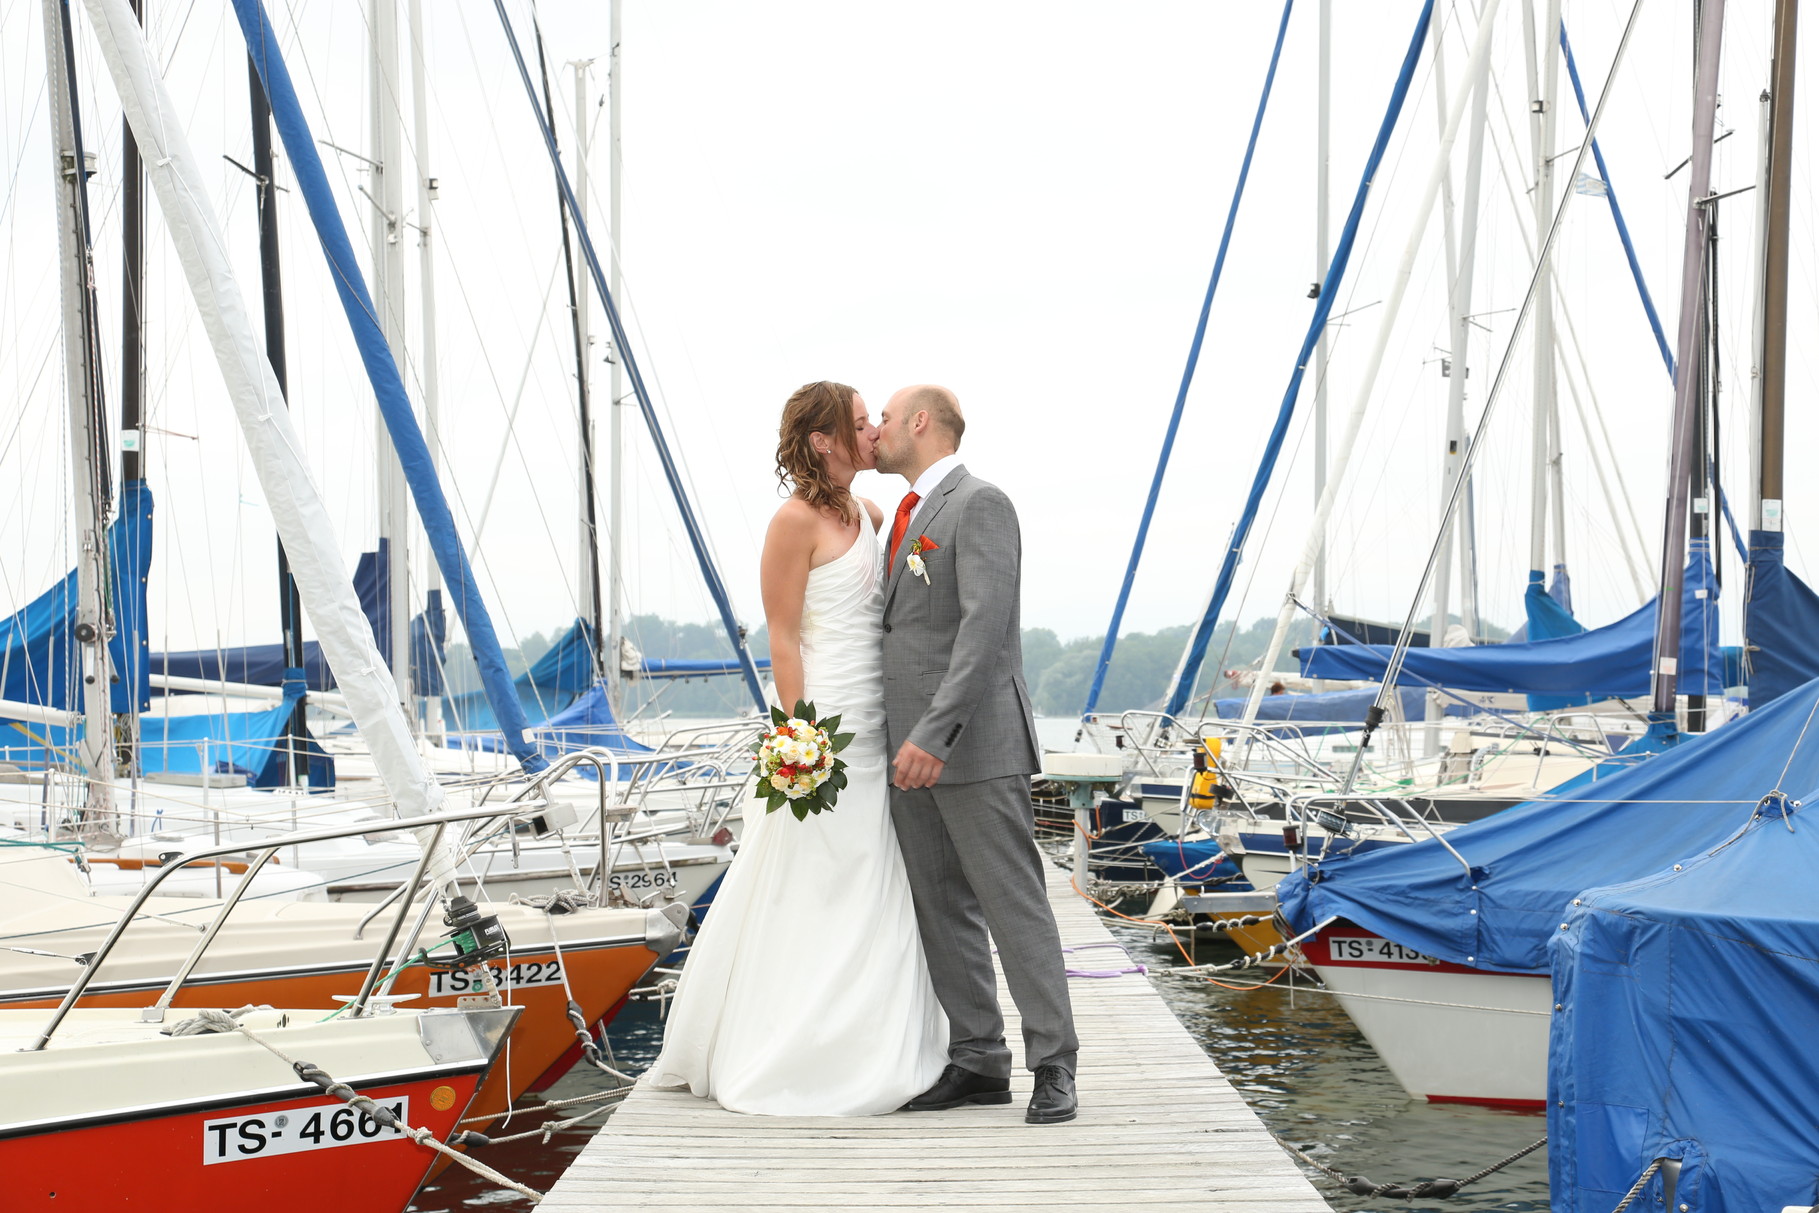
top-left (152, 539), bottom-right (392, 692)
top-left (1208, 685), bottom-right (1451, 732)
top-left (1523, 567), bottom-right (1590, 710)
top-left (1744, 529), bottom-right (1819, 708)
top-left (1300, 546), bottom-right (1729, 700)
top-left (445, 618), bottom-right (597, 734)
top-left (642, 657), bottom-right (774, 680)
top-left (0, 480), bottom-right (153, 717)
top-left (1277, 675), bottom-right (1819, 974)
top-left (139, 674), bottom-right (333, 787)
top-left (1139, 837), bottom-right (1244, 885)
top-left (1549, 796), bottom-right (1819, 1212)
top-left (450, 679), bottom-right (656, 761)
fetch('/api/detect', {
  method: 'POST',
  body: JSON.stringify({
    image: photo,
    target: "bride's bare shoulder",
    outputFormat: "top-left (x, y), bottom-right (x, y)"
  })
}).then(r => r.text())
top-left (858, 497), bottom-right (884, 530)
top-left (766, 497), bottom-right (819, 546)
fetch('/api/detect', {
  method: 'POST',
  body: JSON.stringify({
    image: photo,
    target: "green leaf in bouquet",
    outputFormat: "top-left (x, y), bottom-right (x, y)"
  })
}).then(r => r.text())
top-left (791, 801), bottom-right (810, 821)
top-left (765, 789), bottom-right (785, 813)
top-left (829, 768), bottom-right (848, 791)
top-left (831, 732), bottom-right (856, 751)
top-left (793, 698), bottom-right (813, 722)
top-left (819, 714), bottom-right (842, 735)
top-left (769, 705), bottom-right (788, 727)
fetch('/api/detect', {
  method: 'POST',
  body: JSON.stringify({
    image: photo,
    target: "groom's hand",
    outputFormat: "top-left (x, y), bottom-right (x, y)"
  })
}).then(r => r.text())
top-left (892, 741), bottom-right (945, 790)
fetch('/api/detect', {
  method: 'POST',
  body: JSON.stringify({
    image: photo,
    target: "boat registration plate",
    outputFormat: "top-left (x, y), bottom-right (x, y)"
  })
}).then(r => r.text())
top-left (203, 1099), bottom-right (408, 1164)
top-left (609, 869), bottom-right (681, 892)
top-left (1326, 935), bottom-right (1440, 966)
top-left (428, 958), bottom-right (565, 998)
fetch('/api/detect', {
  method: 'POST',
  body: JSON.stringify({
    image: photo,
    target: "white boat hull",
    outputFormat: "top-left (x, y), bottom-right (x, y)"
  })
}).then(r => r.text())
top-left (1302, 926), bottom-right (1550, 1108)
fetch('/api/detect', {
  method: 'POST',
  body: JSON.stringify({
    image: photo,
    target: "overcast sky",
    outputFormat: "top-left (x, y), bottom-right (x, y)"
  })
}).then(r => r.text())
top-left (2, 0), bottom-right (1815, 687)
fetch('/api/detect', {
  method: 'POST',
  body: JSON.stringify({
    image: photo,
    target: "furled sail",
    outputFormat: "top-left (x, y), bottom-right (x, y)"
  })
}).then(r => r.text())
top-left (77, 0), bottom-right (445, 841)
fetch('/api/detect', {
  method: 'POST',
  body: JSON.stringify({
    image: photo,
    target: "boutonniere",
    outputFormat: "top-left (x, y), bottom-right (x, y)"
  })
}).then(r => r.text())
top-left (906, 536), bottom-right (939, 584)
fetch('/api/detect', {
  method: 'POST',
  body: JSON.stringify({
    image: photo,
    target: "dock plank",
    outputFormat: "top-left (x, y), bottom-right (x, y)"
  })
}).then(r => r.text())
top-left (540, 863), bottom-right (1327, 1211)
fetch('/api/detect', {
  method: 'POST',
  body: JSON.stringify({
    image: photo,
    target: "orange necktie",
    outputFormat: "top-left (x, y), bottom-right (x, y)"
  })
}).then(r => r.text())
top-left (888, 492), bottom-right (921, 569)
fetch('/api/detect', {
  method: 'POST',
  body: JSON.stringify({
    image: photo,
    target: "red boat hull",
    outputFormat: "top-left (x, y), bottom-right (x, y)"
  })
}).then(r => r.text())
top-left (3, 1069), bottom-right (483, 1212)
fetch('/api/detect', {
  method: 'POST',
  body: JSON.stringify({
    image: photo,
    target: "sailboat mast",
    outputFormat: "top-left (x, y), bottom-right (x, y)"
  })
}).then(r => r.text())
top-left (41, 0), bottom-right (116, 813)
top-left (574, 61), bottom-right (605, 681)
top-left (118, 0), bottom-right (147, 773)
top-left (120, 0), bottom-right (144, 486)
top-left (1755, 0), bottom-right (1796, 533)
top-left (1651, 0), bottom-right (1727, 717)
top-left (1311, 0), bottom-right (1331, 621)
top-left (606, 0), bottom-right (626, 704)
top-left (407, 0), bottom-right (444, 744)
top-left (369, 0), bottom-right (413, 723)
top-left (249, 60), bottom-right (306, 782)
top-left (1522, 0), bottom-right (1564, 594)
top-left (1429, 14), bottom-right (1493, 698)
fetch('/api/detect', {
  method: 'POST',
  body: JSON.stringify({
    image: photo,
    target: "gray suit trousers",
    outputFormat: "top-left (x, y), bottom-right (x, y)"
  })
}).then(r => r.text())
top-left (890, 774), bottom-right (1079, 1078)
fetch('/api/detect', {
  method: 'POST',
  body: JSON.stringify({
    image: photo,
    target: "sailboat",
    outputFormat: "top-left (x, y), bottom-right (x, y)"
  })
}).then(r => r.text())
top-left (1278, 0), bottom-right (1819, 1111)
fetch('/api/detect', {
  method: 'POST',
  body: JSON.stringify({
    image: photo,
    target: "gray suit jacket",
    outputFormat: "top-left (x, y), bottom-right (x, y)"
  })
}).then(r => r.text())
top-left (881, 465), bottom-right (1041, 784)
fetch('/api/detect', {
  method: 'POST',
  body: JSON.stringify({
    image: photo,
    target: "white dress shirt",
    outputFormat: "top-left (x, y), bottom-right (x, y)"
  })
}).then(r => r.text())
top-left (905, 452), bottom-right (964, 531)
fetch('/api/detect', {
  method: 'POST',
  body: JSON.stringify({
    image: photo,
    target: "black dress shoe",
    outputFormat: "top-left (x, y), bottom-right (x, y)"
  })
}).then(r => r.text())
top-left (1025, 1063), bottom-right (1077, 1124)
top-left (901, 1063), bottom-right (1012, 1111)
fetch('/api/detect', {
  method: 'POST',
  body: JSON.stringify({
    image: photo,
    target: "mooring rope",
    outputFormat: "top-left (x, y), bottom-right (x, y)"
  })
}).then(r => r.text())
top-left (1608, 1159), bottom-right (1663, 1213)
top-left (452, 1085), bottom-right (634, 1147)
top-left (540, 903), bottom-right (641, 1085)
top-left (166, 1007), bottom-right (544, 1203)
top-left (1278, 1132), bottom-right (1547, 1199)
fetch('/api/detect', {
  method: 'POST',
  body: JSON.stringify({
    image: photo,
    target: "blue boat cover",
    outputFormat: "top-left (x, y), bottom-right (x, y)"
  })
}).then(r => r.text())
top-left (1744, 529), bottom-right (1819, 708)
top-left (151, 540), bottom-right (392, 693)
top-left (2, 671), bottom-right (331, 788)
top-left (642, 657), bottom-right (774, 679)
top-left (138, 675), bottom-right (334, 787)
top-left (1549, 795), bottom-right (1819, 1212)
top-left (0, 480), bottom-right (154, 719)
top-left (1300, 545), bottom-right (1729, 699)
top-left (1520, 567), bottom-right (1592, 710)
top-left (444, 618), bottom-right (597, 734)
top-left (1208, 685), bottom-right (1450, 731)
top-left (1277, 675), bottom-right (1819, 974)
top-left (1139, 837), bottom-right (1244, 885)
top-left (450, 678), bottom-right (656, 762)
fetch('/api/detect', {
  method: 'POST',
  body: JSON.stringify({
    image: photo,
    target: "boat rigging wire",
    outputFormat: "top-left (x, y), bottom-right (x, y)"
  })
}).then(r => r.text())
top-left (1340, 0), bottom-right (1647, 794)
top-left (1162, 0), bottom-right (1439, 719)
top-left (1083, 0), bottom-right (1296, 717)
top-left (490, 0), bottom-right (767, 710)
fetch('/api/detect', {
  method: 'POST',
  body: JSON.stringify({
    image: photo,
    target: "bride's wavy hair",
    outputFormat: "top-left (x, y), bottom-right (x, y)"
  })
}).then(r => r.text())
top-left (775, 380), bottom-right (861, 522)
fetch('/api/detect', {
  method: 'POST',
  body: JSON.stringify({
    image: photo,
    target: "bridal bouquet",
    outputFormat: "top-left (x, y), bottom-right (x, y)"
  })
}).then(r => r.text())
top-left (752, 700), bottom-right (855, 819)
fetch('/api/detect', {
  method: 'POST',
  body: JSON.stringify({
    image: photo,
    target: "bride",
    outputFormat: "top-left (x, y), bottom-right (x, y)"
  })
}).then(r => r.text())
top-left (640, 380), bottom-right (949, 1115)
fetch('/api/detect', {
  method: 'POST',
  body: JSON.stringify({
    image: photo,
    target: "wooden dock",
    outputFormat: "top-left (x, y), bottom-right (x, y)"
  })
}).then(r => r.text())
top-left (541, 863), bottom-right (1330, 1211)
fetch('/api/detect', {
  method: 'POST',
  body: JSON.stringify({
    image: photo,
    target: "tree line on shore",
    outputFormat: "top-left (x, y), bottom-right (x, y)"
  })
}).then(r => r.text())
top-left (444, 612), bottom-right (1383, 720)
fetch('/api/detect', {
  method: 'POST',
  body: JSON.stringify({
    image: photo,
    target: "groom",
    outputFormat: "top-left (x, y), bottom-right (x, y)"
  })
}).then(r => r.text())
top-left (873, 384), bottom-right (1079, 1125)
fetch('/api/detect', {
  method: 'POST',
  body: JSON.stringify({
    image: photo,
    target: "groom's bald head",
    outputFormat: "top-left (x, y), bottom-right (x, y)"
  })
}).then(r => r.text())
top-left (895, 385), bottom-right (965, 448)
top-left (874, 384), bottom-right (965, 481)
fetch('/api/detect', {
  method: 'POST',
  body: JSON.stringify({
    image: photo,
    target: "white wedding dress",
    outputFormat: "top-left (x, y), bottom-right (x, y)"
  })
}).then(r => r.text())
top-left (641, 511), bottom-right (949, 1115)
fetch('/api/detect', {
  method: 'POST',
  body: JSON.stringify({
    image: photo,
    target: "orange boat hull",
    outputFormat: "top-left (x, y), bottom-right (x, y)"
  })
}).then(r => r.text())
top-left (2, 1068), bottom-right (484, 1212)
top-left (0, 938), bottom-right (655, 1133)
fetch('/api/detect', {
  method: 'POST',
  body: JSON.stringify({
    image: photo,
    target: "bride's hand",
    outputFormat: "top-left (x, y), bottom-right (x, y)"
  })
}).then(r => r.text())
top-left (891, 740), bottom-right (945, 790)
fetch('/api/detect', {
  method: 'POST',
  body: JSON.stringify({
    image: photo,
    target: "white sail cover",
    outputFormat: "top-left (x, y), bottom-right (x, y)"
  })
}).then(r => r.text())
top-left (76, 0), bottom-right (451, 846)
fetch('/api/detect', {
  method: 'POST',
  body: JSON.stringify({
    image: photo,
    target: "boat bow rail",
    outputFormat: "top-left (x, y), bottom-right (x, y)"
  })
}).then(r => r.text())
top-left (25, 801), bottom-right (577, 1051)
